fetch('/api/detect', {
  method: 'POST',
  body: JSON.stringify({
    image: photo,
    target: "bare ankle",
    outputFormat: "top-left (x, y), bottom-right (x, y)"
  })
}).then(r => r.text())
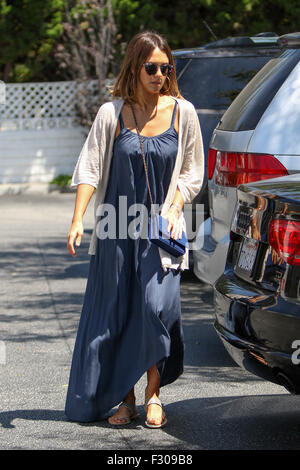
top-left (145, 386), bottom-right (159, 401)
top-left (124, 389), bottom-right (136, 405)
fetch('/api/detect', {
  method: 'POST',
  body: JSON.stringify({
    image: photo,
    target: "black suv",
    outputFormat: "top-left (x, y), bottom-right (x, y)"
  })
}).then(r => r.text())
top-left (173, 33), bottom-right (282, 230)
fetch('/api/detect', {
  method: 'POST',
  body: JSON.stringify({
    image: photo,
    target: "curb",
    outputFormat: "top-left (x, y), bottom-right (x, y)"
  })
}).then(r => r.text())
top-left (0, 183), bottom-right (76, 195)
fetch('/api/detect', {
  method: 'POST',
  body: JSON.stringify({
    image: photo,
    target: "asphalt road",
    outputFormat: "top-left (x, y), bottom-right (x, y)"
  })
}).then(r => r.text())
top-left (1, 191), bottom-right (300, 451)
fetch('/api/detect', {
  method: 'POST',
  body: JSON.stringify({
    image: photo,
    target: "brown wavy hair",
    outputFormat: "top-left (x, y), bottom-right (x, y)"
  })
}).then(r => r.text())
top-left (111, 30), bottom-right (183, 103)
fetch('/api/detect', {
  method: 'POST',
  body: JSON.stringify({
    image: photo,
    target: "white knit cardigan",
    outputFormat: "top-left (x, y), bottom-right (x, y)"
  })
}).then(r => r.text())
top-left (71, 97), bottom-right (204, 270)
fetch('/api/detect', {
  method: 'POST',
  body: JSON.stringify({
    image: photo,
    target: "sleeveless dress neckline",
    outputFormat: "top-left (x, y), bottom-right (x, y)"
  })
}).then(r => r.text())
top-left (65, 99), bottom-right (184, 423)
top-left (117, 100), bottom-right (178, 140)
top-left (119, 126), bottom-right (178, 140)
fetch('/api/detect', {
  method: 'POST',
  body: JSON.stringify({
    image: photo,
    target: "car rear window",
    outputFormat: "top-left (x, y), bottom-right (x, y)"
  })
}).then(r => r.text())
top-left (218, 49), bottom-right (300, 131)
top-left (174, 58), bottom-right (191, 79)
top-left (176, 56), bottom-right (272, 109)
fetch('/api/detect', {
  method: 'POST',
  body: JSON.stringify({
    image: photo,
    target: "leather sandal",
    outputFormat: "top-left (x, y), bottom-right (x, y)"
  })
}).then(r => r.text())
top-left (144, 396), bottom-right (167, 428)
top-left (108, 401), bottom-right (139, 426)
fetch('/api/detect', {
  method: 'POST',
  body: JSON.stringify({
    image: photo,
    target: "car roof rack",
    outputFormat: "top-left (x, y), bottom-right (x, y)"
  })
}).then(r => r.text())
top-left (205, 33), bottom-right (279, 49)
top-left (277, 33), bottom-right (300, 48)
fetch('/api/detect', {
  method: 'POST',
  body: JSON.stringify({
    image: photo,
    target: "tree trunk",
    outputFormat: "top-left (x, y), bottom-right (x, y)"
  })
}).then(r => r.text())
top-left (3, 63), bottom-right (11, 82)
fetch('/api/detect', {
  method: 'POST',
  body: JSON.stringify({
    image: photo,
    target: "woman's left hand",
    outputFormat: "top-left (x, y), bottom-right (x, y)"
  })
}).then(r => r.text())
top-left (165, 206), bottom-right (182, 239)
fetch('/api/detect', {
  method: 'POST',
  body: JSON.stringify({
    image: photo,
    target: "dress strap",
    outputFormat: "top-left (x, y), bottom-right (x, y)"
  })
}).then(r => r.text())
top-left (170, 100), bottom-right (178, 128)
top-left (119, 112), bottom-right (125, 129)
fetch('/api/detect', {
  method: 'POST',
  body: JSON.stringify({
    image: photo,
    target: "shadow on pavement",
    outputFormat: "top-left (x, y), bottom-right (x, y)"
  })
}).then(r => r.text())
top-left (163, 394), bottom-right (300, 450)
top-left (1, 393), bottom-right (300, 450)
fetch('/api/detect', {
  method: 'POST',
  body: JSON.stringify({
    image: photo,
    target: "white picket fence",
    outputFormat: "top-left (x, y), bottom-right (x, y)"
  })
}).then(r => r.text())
top-left (0, 79), bottom-right (104, 193)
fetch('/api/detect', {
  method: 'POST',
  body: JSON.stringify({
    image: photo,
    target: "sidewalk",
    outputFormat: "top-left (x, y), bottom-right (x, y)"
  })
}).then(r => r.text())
top-left (0, 191), bottom-right (215, 450)
top-left (1, 192), bottom-right (96, 449)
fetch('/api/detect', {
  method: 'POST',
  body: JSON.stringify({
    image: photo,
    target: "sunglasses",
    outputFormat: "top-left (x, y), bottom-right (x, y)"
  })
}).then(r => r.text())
top-left (143, 62), bottom-right (174, 76)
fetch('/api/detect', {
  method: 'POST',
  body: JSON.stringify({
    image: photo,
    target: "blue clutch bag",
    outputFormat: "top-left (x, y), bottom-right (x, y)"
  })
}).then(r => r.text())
top-left (149, 213), bottom-right (189, 258)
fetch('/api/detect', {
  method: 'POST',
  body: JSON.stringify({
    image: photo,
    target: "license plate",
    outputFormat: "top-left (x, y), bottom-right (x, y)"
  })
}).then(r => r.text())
top-left (237, 238), bottom-right (259, 273)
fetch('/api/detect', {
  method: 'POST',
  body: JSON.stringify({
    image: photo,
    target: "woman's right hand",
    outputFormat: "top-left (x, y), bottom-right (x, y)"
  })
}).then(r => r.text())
top-left (67, 220), bottom-right (84, 258)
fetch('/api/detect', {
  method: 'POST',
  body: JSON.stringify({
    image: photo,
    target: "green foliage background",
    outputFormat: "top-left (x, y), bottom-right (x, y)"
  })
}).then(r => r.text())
top-left (0, 0), bottom-right (65, 81)
top-left (1, 0), bottom-right (300, 82)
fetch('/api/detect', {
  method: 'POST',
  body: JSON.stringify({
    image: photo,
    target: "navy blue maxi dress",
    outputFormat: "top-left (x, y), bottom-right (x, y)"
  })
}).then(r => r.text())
top-left (65, 101), bottom-right (184, 422)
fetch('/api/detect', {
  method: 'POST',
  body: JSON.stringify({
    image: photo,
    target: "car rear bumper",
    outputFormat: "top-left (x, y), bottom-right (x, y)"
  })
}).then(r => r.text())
top-left (192, 218), bottom-right (230, 284)
top-left (214, 272), bottom-right (300, 393)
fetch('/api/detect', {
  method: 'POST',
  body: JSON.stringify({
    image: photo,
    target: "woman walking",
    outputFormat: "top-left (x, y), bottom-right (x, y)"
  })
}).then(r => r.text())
top-left (65, 30), bottom-right (204, 428)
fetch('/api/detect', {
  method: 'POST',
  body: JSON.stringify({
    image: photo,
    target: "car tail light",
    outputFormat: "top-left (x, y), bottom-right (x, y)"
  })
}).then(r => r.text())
top-left (269, 219), bottom-right (300, 265)
top-left (208, 148), bottom-right (217, 179)
top-left (214, 151), bottom-right (288, 187)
